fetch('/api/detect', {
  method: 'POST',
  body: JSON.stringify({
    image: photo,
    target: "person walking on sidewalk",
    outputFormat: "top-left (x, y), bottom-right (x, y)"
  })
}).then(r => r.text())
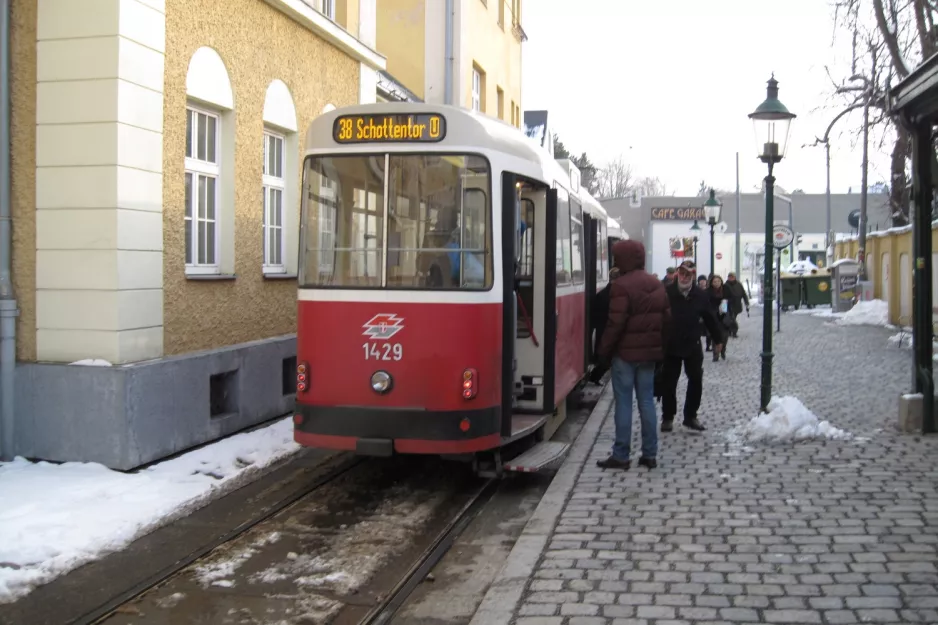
top-left (661, 260), bottom-right (724, 432)
top-left (697, 275), bottom-right (711, 351)
top-left (595, 240), bottom-right (671, 470)
top-left (724, 272), bottom-right (749, 338)
top-left (707, 274), bottom-right (730, 362)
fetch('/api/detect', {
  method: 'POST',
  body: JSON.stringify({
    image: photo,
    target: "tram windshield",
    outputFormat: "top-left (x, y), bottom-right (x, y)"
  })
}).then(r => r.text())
top-left (300, 154), bottom-right (492, 290)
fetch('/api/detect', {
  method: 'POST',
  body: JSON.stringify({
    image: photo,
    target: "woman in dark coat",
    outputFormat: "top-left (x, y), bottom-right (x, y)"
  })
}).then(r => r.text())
top-left (708, 275), bottom-right (731, 361)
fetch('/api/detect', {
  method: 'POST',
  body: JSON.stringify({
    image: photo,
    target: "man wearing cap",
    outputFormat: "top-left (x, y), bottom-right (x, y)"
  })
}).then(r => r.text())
top-left (660, 260), bottom-right (724, 432)
top-left (662, 267), bottom-right (676, 285)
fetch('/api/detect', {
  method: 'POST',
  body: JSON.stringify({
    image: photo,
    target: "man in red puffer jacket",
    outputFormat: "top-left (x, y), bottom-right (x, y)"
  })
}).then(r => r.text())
top-left (596, 240), bottom-right (671, 471)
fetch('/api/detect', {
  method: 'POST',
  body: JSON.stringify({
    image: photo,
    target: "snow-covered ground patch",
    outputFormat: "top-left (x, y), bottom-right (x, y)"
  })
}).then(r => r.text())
top-left (728, 396), bottom-right (851, 444)
top-left (835, 299), bottom-right (890, 327)
top-left (68, 358), bottom-right (112, 366)
top-left (888, 331), bottom-right (913, 349)
top-left (0, 417), bottom-right (300, 604)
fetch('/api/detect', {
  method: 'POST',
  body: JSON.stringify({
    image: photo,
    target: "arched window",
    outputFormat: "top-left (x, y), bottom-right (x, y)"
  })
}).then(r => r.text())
top-left (185, 47), bottom-right (234, 276)
top-left (261, 80), bottom-right (298, 275)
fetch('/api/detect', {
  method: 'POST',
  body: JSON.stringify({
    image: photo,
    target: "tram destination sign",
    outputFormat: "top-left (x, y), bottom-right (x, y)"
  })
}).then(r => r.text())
top-left (333, 113), bottom-right (446, 144)
top-left (650, 206), bottom-right (707, 221)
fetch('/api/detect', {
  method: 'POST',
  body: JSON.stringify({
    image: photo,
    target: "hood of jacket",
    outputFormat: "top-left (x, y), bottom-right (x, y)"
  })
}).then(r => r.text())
top-left (612, 239), bottom-right (646, 274)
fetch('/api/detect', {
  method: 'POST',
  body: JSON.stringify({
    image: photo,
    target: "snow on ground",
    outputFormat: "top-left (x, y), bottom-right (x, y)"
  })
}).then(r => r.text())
top-left (0, 417), bottom-right (300, 604)
top-left (835, 299), bottom-right (890, 327)
top-left (727, 396), bottom-right (851, 444)
top-left (68, 359), bottom-right (113, 366)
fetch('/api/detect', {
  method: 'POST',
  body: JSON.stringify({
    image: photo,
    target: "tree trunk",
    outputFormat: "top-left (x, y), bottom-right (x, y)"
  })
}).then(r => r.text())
top-left (891, 123), bottom-right (911, 227)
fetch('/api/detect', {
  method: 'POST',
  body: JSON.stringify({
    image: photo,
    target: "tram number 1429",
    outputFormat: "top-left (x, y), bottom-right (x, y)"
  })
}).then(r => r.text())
top-left (363, 342), bottom-right (403, 361)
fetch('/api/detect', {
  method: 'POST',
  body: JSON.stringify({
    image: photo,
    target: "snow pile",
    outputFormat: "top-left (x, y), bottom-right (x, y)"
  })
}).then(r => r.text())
top-left (888, 331), bottom-right (913, 349)
top-left (732, 396), bottom-right (851, 444)
top-left (836, 299), bottom-right (889, 327)
top-left (0, 417), bottom-right (300, 603)
top-left (68, 359), bottom-right (112, 366)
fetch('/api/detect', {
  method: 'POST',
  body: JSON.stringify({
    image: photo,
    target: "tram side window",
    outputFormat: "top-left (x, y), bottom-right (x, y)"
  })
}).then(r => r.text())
top-left (555, 188), bottom-right (572, 285)
top-left (386, 154), bottom-right (492, 290)
top-left (570, 199), bottom-right (584, 284)
top-left (299, 155), bottom-right (386, 287)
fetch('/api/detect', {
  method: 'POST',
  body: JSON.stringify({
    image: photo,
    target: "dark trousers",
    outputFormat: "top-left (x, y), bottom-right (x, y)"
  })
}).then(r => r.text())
top-left (661, 354), bottom-right (703, 422)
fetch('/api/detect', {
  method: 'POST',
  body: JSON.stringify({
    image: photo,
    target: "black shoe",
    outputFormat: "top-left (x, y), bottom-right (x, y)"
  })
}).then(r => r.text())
top-left (721, 350), bottom-right (726, 360)
top-left (638, 457), bottom-right (657, 469)
top-left (683, 418), bottom-right (706, 432)
top-left (712, 354), bottom-right (719, 362)
top-left (661, 419), bottom-right (674, 432)
top-left (596, 456), bottom-right (630, 470)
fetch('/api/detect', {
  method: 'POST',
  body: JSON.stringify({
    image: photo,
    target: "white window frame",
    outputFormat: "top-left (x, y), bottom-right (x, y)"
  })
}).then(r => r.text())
top-left (262, 130), bottom-right (287, 274)
top-left (320, 0), bottom-right (335, 19)
top-left (472, 69), bottom-right (482, 112)
top-left (185, 105), bottom-right (221, 275)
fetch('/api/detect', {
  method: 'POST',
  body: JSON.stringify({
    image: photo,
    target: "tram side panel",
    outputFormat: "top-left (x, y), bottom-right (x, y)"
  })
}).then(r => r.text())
top-left (552, 187), bottom-right (586, 404)
top-left (293, 298), bottom-right (504, 454)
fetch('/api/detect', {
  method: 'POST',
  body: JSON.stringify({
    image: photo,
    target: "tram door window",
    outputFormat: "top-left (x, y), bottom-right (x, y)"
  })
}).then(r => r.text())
top-left (516, 197), bottom-right (536, 339)
top-left (596, 220), bottom-right (608, 281)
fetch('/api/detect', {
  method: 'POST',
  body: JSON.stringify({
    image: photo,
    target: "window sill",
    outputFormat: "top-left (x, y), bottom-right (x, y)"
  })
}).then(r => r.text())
top-left (186, 273), bottom-right (237, 281)
top-left (263, 273), bottom-right (298, 281)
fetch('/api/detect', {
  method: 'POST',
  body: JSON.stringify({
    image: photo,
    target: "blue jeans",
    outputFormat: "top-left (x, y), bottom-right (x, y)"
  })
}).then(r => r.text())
top-left (610, 358), bottom-right (658, 461)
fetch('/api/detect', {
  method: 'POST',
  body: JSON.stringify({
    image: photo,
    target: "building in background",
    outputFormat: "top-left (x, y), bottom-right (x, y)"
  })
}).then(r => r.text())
top-left (376, 0), bottom-right (525, 124)
top-left (601, 192), bottom-right (892, 285)
top-left (5, 0), bottom-right (383, 469)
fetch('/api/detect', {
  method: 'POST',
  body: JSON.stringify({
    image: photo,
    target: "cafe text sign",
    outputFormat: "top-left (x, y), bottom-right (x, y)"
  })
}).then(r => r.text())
top-left (650, 206), bottom-right (707, 221)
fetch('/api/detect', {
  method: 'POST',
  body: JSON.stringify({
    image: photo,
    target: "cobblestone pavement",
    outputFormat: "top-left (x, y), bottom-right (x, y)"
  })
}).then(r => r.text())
top-left (473, 308), bottom-right (938, 625)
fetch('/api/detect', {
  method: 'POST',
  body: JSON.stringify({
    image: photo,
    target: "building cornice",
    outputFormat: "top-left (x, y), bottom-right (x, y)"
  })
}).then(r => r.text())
top-left (262, 0), bottom-right (386, 70)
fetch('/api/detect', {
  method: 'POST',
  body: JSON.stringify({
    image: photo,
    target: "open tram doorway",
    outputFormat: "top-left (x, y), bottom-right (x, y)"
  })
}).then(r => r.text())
top-left (506, 174), bottom-right (557, 421)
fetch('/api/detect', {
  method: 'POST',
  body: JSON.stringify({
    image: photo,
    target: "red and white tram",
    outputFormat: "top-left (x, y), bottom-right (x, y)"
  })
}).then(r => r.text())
top-left (292, 103), bottom-right (619, 475)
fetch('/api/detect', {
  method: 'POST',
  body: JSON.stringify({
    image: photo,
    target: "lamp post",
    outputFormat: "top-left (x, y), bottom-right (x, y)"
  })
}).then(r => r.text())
top-left (690, 220), bottom-right (701, 267)
top-left (749, 74), bottom-right (796, 414)
top-left (704, 189), bottom-right (722, 278)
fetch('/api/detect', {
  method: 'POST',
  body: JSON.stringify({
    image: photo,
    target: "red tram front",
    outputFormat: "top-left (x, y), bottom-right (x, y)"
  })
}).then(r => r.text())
top-left (292, 103), bottom-right (613, 470)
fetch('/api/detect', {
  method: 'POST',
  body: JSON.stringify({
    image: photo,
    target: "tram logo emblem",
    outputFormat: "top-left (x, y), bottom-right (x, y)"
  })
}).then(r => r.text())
top-left (362, 313), bottom-right (405, 340)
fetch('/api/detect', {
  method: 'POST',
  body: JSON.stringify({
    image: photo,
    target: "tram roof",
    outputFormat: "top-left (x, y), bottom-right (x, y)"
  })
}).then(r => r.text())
top-left (307, 104), bottom-right (562, 177)
top-left (305, 102), bottom-right (611, 220)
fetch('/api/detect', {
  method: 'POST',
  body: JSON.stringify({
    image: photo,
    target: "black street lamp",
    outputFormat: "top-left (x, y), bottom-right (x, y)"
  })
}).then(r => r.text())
top-left (749, 74), bottom-right (796, 413)
top-left (703, 189), bottom-right (722, 278)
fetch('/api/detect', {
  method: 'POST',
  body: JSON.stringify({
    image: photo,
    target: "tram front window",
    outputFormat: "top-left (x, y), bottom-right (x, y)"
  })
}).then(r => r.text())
top-left (300, 154), bottom-right (492, 290)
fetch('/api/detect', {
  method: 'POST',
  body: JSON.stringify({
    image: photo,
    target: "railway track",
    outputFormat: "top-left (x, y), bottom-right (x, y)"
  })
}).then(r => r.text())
top-left (355, 478), bottom-right (498, 625)
top-left (72, 454), bottom-right (365, 625)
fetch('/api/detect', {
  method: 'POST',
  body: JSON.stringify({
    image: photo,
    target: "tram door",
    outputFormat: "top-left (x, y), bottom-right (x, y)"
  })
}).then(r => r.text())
top-left (511, 179), bottom-right (557, 416)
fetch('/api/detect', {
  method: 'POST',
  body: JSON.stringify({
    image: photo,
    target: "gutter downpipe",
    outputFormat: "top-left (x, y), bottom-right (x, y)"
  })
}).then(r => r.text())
top-left (0, 0), bottom-right (16, 461)
top-left (444, 0), bottom-right (454, 105)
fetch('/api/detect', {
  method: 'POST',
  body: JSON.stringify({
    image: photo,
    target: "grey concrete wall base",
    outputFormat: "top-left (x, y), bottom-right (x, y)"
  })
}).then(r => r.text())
top-left (468, 386), bottom-right (613, 625)
top-left (15, 335), bottom-right (298, 470)
top-left (898, 392), bottom-right (924, 433)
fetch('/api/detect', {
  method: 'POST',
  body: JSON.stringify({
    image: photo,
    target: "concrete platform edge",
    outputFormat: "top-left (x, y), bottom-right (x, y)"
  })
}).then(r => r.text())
top-left (468, 384), bottom-right (613, 625)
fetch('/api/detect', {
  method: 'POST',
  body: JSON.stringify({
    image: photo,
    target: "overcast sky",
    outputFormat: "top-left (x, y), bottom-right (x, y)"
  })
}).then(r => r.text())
top-left (521, 0), bottom-right (892, 197)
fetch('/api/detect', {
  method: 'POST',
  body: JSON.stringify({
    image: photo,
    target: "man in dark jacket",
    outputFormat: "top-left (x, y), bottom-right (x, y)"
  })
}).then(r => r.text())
top-left (596, 240), bottom-right (671, 470)
top-left (661, 260), bottom-right (724, 432)
top-left (723, 272), bottom-right (749, 337)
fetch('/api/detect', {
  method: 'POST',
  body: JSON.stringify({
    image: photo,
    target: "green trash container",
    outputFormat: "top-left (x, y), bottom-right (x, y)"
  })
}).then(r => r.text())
top-left (802, 273), bottom-right (831, 308)
top-left (779, 277), bottom-right (802, 311)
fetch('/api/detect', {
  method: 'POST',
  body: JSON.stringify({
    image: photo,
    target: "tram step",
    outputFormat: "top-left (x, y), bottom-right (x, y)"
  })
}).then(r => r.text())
top-left (503, 441), bottom-right (569, 473)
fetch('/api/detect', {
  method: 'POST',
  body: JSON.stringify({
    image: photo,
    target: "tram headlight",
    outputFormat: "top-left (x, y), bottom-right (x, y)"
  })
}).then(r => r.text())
top-left (370, 370), bottom-right (392, 394)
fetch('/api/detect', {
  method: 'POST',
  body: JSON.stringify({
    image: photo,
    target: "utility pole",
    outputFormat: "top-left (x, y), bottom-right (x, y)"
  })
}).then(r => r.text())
top-left (858, 93), bottom-right (871, 281)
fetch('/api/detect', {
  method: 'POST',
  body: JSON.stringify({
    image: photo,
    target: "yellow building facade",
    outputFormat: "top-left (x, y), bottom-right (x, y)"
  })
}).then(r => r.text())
top-left (4, 0), bottom-right (384, 468)
top-left (376, 0), bottom-right (524, 124)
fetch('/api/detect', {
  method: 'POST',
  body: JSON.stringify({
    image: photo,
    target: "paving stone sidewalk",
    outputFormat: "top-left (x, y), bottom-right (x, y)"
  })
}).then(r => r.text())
top-left (472, 308), bottom-right (938, 625)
